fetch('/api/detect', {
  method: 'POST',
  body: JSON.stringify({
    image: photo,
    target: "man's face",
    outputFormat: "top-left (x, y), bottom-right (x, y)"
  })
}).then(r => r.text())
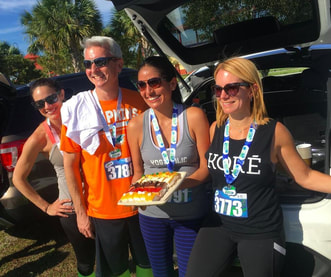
top-left (84, 45), bottom-right (123, 90)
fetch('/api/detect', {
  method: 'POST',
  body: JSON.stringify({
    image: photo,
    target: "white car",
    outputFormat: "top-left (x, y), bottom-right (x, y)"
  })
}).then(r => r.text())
top-left (111, 0), bottom-right (331, 276)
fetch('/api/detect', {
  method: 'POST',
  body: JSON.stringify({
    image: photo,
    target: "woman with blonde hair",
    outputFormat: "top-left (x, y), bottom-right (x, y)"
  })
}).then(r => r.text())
top-left (186, 57), bottom-right (331, 277)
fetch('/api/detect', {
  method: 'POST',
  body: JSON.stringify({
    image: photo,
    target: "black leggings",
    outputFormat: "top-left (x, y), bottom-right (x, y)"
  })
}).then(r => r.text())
top-left (60, 214), bottom-right (95, 276)
top-left (186, 222), bottom-right (285, 277)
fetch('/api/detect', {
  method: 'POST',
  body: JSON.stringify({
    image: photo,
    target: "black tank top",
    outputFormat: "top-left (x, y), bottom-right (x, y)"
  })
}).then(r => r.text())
top-left (206, 119), bottom-right (283, 236)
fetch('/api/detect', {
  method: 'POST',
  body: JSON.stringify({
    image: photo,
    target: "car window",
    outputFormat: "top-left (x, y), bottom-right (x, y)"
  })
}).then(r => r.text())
top-left (164, 0), bottom-right (315, 48)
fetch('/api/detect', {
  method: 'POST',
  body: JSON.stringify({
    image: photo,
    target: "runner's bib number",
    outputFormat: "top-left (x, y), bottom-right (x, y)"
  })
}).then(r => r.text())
top-left (104, 158), bottom-right (133, 180)
top-left (168, 188), bottom-right (192, 203)
top-left (214, 189), bottom-right (248, 218)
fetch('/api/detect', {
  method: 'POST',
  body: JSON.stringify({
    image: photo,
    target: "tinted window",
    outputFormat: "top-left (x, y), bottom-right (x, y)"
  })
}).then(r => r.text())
top-left (163, 0), bottom-right (315, 47)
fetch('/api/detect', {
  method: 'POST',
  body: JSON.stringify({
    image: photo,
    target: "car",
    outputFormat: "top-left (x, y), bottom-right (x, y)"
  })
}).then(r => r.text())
top-left (111, 0), bottom-right (331, 276)
top-left (0, 68), bottom-right (138, 228)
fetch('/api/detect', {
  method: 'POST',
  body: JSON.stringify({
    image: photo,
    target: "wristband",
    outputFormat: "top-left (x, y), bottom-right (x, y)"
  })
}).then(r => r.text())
top-left (44, 204), bottom-right (50, 213)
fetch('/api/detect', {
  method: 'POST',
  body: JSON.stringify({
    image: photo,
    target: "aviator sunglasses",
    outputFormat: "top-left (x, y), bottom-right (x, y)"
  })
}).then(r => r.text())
top-left (211, 82), bottom-right (251, 97)
top-left (32, 91), bottom-right (61, 110)
top-left (136, 77), bottom-right (164, 91)
top-left (83, 56), bottom-right (118, 69)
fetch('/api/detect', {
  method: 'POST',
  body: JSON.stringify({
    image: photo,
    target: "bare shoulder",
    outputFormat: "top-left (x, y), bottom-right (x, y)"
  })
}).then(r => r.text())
top-left (274, 121), bottom-right (294, 146)
top-left (186, 106), bottom-right (208, 122)
top-left (23, 122), bottom-right (48, 153)
top-left (128, 112), bottom-right (144, 132)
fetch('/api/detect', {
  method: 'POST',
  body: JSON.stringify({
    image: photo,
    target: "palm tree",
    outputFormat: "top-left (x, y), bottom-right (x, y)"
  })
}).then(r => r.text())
top-left (21, 0), bottom-right (103, 73)
top-left (104, 10), bottom-right (155, 68)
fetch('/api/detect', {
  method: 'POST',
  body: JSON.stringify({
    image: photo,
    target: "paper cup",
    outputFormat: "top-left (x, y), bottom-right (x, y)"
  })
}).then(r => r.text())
top-left (296, 143), bottom-right (312, 166)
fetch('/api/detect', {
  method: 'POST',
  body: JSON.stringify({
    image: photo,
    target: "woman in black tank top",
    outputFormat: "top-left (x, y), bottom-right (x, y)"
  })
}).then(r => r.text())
top-left (186, 57), bottom-right (331, 277)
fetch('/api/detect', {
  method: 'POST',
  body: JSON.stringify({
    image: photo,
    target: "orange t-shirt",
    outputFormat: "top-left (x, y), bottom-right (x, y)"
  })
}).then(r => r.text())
top-left (61, 88), bottom-right (147, 219)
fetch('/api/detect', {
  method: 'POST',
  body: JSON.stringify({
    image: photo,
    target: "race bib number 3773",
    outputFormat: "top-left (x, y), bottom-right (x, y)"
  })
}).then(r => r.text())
top-left (214, 189), bottom-right (248, 218)
top-left (104, 158), bottom-right (133, 180)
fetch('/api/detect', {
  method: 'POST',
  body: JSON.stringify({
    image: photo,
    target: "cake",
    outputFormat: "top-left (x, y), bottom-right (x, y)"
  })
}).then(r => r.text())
top-left (119, 171), bottom-right (181, 203)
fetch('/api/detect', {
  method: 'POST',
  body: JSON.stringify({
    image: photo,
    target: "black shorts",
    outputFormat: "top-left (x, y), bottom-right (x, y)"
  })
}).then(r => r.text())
top-left (91, 214), bottom-right (150, 276)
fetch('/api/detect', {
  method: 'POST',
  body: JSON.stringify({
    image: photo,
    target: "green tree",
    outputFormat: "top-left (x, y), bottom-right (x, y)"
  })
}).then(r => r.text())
top-left (104, 10), bottom-right (155, 68)
top-left (0, 41), bottom-right (41, 84)
top-left (182, 0), bottom-right (313, 42)
top-left (21, 0), bottom-right (103, 73)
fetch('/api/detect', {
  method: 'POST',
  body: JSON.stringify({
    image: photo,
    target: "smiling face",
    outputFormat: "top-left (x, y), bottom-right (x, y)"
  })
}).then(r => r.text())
top-left (138, 65), bottom-right (177, 110)
top-left (32, 85), bottom-right (64, 121)
top-left (84, 46), bottom-right (123, 91)
top-left (215, 69), bottom-right (252, 119)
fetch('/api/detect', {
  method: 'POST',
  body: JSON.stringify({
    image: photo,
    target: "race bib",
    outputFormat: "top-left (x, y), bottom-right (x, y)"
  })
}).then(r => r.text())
top-left (214, 188), bottom-right (248, 218)
top-left (104, 158), bottom-right (133, 180)
top-left (168, 188), bottom-right (192, 203)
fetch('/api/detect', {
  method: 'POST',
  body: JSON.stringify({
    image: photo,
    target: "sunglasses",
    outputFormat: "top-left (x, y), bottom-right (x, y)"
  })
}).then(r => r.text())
top-left (136, 77), bottom-right (163, 91)
top-left (211, 82), bottom-right (251, 97)
top-left (83, 56), bottom-right (118, 69)
top-left (32, 91), bottom-right (61, 110)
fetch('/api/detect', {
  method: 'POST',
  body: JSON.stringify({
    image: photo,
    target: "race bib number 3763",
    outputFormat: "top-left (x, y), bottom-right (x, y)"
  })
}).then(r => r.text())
top-left (214, 189), bottom-right (248, 218)
top-left (104, 158), bottom-right (133, 180)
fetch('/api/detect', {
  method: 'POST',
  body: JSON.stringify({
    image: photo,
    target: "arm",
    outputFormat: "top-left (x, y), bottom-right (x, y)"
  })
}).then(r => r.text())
top-left (12, 125), bottom-right (72, 217)
top-left (127, 115), bottom-right (144, 183)
top-left (274, 122), bottom-right (331, 193)
top-left (180, 107), bottom-right (211, 189)
top-left (63, 151), bottom-right (94, 238)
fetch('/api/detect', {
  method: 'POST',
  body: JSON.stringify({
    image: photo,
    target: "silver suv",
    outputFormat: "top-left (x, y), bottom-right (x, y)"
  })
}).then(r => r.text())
top-left (111, 0), bottom-right (331, 276)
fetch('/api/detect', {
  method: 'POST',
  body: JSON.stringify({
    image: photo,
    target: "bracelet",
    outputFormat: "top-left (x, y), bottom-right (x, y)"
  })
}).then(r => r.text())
top-left (44, 204), bottom-right (50, 214)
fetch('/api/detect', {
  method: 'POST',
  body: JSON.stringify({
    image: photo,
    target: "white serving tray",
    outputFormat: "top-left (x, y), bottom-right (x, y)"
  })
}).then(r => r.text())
top-left (118, 171), bottom-right (187, 206)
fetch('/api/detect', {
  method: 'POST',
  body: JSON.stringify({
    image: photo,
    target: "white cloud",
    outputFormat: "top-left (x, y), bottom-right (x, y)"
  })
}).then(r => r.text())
top-left (0, 26), bottom-right (21, 34)
top-left (0, 0), bottom-right (35, 11)
top-left (0, 0), bottom-right (113, 13)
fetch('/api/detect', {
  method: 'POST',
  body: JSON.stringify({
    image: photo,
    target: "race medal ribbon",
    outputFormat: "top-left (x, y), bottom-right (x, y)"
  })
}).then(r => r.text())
top-left (222, 119), bottom-right (256, 188)
top-left (214, 119), bottom-right (257, 218)
top-left (92, 89), bottom-right (122, 158)
top-left (150, 103), bottom-right (178, 172)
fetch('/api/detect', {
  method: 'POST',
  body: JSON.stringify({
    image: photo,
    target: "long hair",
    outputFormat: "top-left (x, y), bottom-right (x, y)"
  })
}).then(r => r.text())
top-left (139, 56), bottom-right (181, 104)
top-left (214, 57), bottom-right (269, 127)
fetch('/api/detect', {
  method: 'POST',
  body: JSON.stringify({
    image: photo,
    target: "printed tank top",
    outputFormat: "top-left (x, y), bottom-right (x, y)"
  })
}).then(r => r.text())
top-left (206, 119), bottom-right (283, 236)
top-left (139, 104), bottom-right (209, 220)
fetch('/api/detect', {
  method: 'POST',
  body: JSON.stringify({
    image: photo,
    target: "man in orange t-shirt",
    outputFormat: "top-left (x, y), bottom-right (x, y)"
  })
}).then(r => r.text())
top-left (60, 36), bottom-right (152, 277)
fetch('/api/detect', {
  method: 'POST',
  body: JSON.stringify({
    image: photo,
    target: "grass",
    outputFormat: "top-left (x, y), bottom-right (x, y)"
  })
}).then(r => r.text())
top-left (0, 217), bottom-right (162, 277)
top-left (0, 217), bottom-right (77, 277)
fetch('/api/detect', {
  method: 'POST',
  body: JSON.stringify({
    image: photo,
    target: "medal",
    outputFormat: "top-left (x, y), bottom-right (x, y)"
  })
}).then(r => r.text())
top-left (109, 148), bottom-right (121, 158)
top-left (222, 185), bottom-right (236, 196)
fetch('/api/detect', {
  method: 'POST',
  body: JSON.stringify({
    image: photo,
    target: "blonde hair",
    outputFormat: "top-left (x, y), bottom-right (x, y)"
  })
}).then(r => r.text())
top-left (214, 57), bottom-right (269, 127)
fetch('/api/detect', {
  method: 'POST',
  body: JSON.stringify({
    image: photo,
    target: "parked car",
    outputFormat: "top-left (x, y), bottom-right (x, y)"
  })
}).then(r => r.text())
top-left (0, 68), bottom-right (138, 228)
top-left (111, 0), bottom-right (331, 276)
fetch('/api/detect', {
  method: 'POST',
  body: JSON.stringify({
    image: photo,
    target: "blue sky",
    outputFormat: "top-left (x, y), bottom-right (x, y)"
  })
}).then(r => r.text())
top-left (0, 0), bottom-right (115, 55)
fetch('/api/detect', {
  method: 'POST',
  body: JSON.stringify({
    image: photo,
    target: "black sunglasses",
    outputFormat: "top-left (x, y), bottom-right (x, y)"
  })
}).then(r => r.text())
top-left (32, 91), bottom-right (61, 110)
top-left (83, 56), bottom-right (118, 69)
top-left (136, 77), bottom-right (163, 91)
top-left (211, 82), bottom-right (251, 97)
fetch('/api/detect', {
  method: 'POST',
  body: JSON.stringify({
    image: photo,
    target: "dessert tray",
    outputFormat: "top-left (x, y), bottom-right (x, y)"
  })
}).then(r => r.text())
top-left (118, 171), bottom-right (187, 206)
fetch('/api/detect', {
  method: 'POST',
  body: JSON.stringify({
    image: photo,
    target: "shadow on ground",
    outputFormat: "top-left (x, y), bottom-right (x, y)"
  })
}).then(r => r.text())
top-left (0, 217), bottom-right (72, 277)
